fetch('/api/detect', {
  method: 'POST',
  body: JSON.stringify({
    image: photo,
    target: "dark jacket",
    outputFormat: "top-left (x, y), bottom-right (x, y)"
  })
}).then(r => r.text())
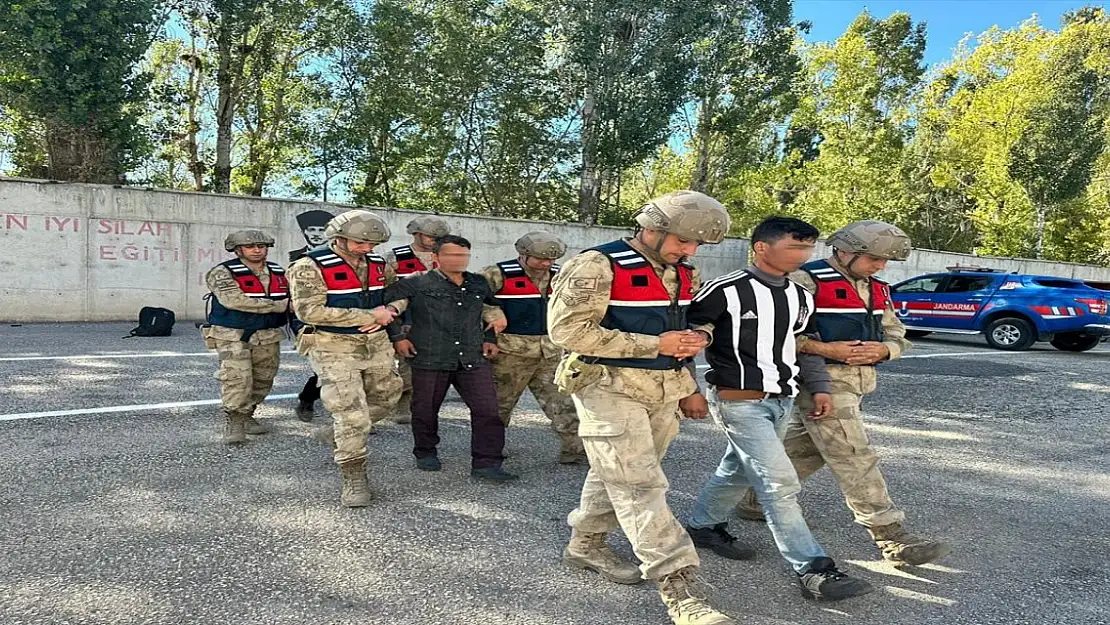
top-left (383, 270), bottom-right (500, 371)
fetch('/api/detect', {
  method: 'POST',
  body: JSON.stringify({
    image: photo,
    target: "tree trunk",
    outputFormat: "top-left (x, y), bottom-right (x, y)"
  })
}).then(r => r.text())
top-left (577, 85), bottom-right (600, 225)
top-left (214, 26), bottom-right (235, 194)
top-left (44, 122), bottom-right (118, 183)
top-left (185, 34), bottom-right (205, 191)
top-left (1034, 203), bottom-right (1047, 259)
top-left (691, 97), bottom-right (713, 193)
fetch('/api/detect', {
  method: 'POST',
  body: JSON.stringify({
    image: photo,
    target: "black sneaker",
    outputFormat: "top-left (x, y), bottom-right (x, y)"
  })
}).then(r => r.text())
top-left (416, 456), bottom-right (442, 471)
top-left (471, 466), bottom-right (519, 482)
top-left (685, 523), bottom-right (756, 560)
top-left (797, 557), bottom-right (875, 601)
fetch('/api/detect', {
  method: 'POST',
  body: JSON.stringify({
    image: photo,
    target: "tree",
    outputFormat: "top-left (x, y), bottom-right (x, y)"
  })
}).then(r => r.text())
top-left (0, 0), bottom-right (162, 182)
top-left (549, 0), bottom-right (703, 224)
top-left (684, 0), bottom-right (800, 196)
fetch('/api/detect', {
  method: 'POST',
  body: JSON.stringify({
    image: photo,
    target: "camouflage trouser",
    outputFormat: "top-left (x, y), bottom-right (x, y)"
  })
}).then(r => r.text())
top-left (214, 340), bottom-right (280, 416)
top-left (395, 356), bottom-right (413, 417)
top-left (776, 390), bottom-right (906, 528)
top-left (491, 351), bottom-right (582, 454)
top-left (310, 349), bottom-right (403, 465)
top-left (567, 383), bottom-right (699, 580)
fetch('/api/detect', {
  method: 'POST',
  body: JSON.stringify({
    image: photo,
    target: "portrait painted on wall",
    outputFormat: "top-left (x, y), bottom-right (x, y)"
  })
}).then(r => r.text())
top-left (289, 209), bottom-right (334, 263)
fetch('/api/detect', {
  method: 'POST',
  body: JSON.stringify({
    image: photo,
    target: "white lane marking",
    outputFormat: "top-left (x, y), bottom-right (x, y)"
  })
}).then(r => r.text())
top-left (0, 394), bottom-right (299, 422)
top-left (0, 351), bottom-right (299, 362)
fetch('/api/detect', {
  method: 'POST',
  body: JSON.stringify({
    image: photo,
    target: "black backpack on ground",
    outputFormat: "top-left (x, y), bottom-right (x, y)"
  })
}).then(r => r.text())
top-left (125, 307), bottom-right (176, 338)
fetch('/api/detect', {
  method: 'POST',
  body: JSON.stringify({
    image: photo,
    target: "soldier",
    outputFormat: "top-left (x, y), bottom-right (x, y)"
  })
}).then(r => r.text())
top-left (287, 210), bottom-right (403, 508)
top-left (289, 209), bottom-right (334, 422)
top-left (550, 191), bottom-right (734, 625)
top-left (737, 220), bottom-right (952, 566)
top-left (384, 216), bottom-right (451, 424)
top-left (480, 232), bottom-right (585, 465)
top-left (202, 230), bottom-right (290, 445)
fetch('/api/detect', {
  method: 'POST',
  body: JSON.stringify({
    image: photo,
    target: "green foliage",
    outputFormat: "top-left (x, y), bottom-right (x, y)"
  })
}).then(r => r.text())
top-left (0, 0), bottom-right (161, 181)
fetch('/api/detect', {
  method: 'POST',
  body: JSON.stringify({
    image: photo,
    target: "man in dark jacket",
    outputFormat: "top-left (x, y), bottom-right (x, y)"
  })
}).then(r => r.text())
top-left (383, 235), bottom-right (516, 483)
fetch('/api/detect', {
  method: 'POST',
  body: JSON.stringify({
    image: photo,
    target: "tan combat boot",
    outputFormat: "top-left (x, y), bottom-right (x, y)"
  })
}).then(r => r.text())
top-left (223, 411), bottom-right (247, 445)
top-left (244, 415), bottom-right (271, 435)
top-left (393, 390), bottom-right (413, 424)
top-left (734, 488), bottom-right (765, 522)
top-left (338, 458), bottom-right (372, 508)
top-left (868, 523), bottom-right (952, 566)
top-left (558, 436), bottom-right (587, 465)
top-left (562, 529), bottom-right (643, 585)
top-left (656, 566), bottom-right (734, 625)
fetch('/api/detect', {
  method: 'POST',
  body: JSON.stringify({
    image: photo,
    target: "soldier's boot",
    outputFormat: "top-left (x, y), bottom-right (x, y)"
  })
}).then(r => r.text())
top-left (562, 529), bottom-right (643, 585)
top-left (557, 435), bottom-right (587, 465)
top-left (393, 389), bottom-right (413, 424)
top-left (338, 458), bottom-right (372, 508)
top-left (868, 523), bottom-right (952, 566)
top-left (244, 415), bottom-right (271, 435)
top-left (734, 488), bottom-right (765, 522)
top-left (223, 411), bottom-right (248, 445)
top-left (294, 400), bottom-right (315, 423)
top-left (313, 424), bottom-right (338, 449)
top-left (655, 566), bottom-right (734, 625)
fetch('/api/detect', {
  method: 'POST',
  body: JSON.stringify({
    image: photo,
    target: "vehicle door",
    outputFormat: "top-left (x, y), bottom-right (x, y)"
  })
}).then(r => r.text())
top-left (925, 274), bottom-right (1001, 330)
top-left (890, 274), bottom-right (947, 328)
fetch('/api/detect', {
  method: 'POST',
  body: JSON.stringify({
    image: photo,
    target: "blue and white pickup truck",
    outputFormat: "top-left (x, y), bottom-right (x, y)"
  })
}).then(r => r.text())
top-left (890, 267), bottom-right (1110, 351)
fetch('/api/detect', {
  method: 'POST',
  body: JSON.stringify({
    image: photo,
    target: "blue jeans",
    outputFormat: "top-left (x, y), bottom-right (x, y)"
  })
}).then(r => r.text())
top-left (689, 386), bottom-right (826, 573)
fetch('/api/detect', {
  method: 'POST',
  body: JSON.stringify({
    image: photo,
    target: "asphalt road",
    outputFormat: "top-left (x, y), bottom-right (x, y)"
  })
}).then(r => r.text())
top-left (1, 323), bottom-right (1107, 625)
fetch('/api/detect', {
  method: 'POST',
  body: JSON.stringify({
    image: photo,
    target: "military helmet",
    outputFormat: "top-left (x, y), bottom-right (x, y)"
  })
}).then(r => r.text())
top-left (224, 229), bottom-right (275, 252)
top-left (634, 190), bottom-right (731, 244)
top-left (515, 231), bottom-right (567, 260)
top-left (406, 216), bottom-right (450, 238)
top-left (324, 210), bottom-right (391, 244)
top-left (826, 220), bottom-right (912, 261)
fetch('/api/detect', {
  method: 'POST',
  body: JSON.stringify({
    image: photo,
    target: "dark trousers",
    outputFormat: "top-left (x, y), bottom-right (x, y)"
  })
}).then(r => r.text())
top-left (410, 365), bottom-right (505, 469)
top-left (299, 375), bottom-right (320, 404)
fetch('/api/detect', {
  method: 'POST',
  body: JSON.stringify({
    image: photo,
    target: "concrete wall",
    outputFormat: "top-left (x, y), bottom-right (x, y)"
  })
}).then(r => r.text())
top-left (2, 176), bottom-right (1109, 322)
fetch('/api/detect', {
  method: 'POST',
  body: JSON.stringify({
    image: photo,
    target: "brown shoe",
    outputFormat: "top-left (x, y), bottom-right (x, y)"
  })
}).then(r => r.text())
top-left (656, 566), bottom-right (734, 624)
top-left (338, 458), bottom-right (372, 508)
top-left (562, 530), bottom-right (643, 585)
top-left (244, 415), bottom-right (271, 435)
top-left (223, 411), bottom-right (247, 445)
top-left (868, 523), bottom-right (952, 565)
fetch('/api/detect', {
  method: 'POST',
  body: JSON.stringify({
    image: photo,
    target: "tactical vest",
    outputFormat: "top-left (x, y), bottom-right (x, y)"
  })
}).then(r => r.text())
top-left (494, 260), bottom-right (559, 336)
top-left (589, 240), bottom-right (694, 370)
top-left (206, 259), bottom-right (289, 332)
top-left (391, 245), bottom-right (434, 277)
top-left (303, 248), bottom-right (388, 334)
top-left (804, 259), bottom-right (889, 347)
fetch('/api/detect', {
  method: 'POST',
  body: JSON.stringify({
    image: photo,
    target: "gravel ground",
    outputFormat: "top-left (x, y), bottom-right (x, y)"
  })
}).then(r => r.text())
top-left (1, 322), bottom-right (1108, 625)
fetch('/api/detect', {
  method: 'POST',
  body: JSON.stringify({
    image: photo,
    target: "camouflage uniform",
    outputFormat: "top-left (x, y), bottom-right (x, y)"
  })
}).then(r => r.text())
top-left (778, 255), bottom-right (912, 526)
top-left (288, 210), bottom-right (406, 507)
top-left (203, 230), bottom-right (288, 444)
top-left (553, 190), bottom-right (734, 625)
top-left (204, 264), bottom-right (286, 434)
top-left (289, 252), bottom-right (404, 462)
top-left (480, 233), bottom-right (583, 464)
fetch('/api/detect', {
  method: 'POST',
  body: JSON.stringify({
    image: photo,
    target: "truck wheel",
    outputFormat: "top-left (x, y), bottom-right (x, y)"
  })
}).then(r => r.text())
top-left (904, 330), bottom-right (932, 338)
top-left (984, 317), bottom-right (1036, 351)
top-left (1049, 332), bottom-right (1101, 352)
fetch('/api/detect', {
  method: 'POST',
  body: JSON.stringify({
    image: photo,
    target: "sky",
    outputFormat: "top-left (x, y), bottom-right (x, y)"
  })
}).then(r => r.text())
top-left (795, 0), bottom-right (1105, 66)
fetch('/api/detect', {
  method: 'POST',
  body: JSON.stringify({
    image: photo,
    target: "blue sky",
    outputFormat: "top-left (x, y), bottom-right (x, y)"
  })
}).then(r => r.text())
top-left (795, 0), bottom-right (1106, 66)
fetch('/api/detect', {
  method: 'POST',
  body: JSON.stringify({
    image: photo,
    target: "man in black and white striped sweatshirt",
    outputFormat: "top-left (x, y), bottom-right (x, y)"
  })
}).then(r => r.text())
top-left (682, 217), bottom-right (874, 601)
